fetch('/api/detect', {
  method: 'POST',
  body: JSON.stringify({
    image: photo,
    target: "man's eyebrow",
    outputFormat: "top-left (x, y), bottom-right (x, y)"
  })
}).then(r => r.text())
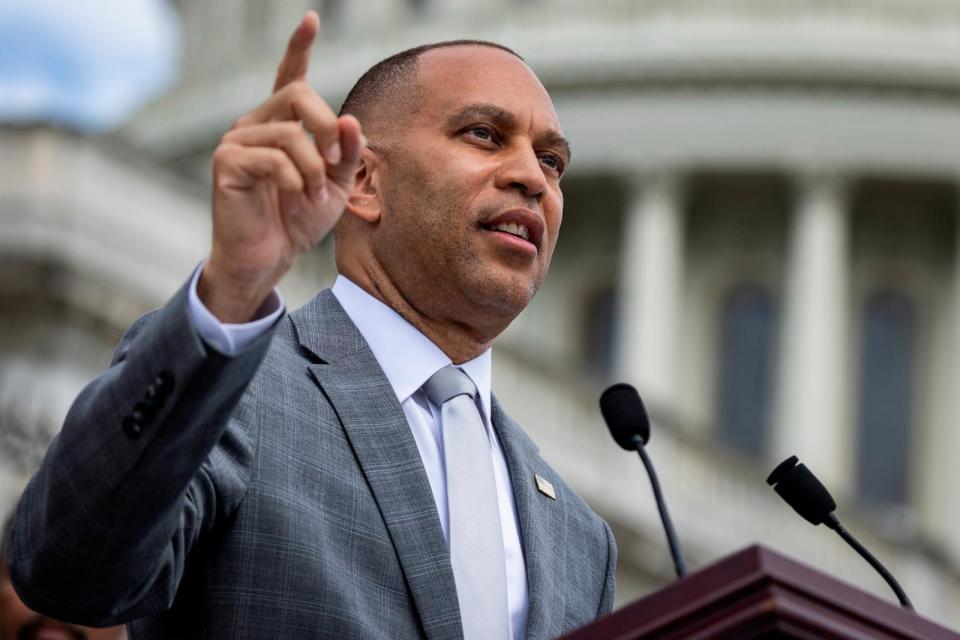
top-left (447, 102), bottom-right (572, 162)
top-left (446, 103), bottom-right (516, 129)
top-left (542, 131), bottom-right (572, 164)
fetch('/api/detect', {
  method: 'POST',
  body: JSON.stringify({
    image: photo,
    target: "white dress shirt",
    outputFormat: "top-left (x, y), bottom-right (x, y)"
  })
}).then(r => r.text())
top-left (186, 265), bottom-right (528, 639)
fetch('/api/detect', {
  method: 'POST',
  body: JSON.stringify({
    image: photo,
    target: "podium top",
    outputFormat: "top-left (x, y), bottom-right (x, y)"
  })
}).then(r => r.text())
top-left (561, 544), bottom-right (960, 640)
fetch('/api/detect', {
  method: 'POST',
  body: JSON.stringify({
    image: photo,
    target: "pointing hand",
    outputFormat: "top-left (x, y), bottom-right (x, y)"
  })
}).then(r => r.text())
top-left (201, 12), bottom-right (365, 323)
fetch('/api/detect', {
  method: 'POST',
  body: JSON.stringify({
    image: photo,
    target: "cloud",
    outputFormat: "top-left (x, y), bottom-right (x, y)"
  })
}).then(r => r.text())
top-left (0, 0), bottom-right (181, 132)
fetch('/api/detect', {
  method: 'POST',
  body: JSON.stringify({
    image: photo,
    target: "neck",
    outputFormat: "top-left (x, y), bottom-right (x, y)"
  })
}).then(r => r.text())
top-left (340, 264), bottom-right (503, 365)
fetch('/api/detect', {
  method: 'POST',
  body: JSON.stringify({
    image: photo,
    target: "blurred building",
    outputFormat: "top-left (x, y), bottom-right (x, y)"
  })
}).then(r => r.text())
top-left (3, 0), bottom-right (960, 628)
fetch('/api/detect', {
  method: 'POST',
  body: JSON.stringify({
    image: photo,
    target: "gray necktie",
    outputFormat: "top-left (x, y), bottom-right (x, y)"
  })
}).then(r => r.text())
top-left (423, 365), bottom-right (510, 640)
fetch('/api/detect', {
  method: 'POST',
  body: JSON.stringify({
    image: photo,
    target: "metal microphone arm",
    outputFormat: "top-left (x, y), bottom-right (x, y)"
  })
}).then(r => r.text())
top-left (633, 435), bottom-right (688, 578)
top-left (824, 513), bottom-right (914, 610)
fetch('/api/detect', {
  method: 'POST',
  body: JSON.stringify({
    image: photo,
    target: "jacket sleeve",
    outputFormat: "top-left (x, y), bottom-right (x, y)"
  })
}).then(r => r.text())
top-left (6, 279), bottom-right (277, 626)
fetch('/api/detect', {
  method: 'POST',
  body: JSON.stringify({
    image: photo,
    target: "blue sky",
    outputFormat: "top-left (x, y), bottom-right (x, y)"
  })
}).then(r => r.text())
top-left (0, 0), bottom-right (181, 132)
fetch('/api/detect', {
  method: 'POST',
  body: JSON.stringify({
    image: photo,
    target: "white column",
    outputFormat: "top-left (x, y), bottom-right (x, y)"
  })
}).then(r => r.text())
top-left (772, 172), bottom-right (851, 492)
top-left (921, 198), bottom-right (960, 562)
top-left (945, 213), bottom-right (960, 560)
top-left (616, 172), bottom-right (685, 410)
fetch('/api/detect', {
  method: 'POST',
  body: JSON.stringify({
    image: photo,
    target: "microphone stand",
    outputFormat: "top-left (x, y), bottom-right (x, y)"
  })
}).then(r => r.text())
top-left (633, 435), bottom-right (688, 578)
top-left (767, 455), bottom-right (915, 611)
top-left (824, 513), bottom-right (914, 610)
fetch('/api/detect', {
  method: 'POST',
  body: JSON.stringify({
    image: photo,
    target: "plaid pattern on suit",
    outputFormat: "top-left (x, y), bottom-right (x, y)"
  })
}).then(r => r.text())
top-left (8, 282), bottom-right (616, 639)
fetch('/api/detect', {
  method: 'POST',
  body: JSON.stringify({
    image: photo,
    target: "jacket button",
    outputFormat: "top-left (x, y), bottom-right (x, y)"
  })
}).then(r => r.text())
top-left (141, 393), bottom-right (163, 414)
top-left (123, 416), bottom-right (143, 439)
top-left (155, 371), bottom-right (175, 395)
top-left (133, 402), bottom-right (155, 425)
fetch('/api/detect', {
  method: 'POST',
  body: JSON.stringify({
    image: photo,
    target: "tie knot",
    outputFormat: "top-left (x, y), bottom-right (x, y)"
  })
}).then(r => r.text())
top-left (423, 365), bottom-right (477, 406)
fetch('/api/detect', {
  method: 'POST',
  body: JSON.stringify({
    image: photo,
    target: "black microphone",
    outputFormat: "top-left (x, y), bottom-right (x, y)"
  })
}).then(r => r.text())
top-left (600, 383), bottom-right (687, 578)
top-left (767, 456), bottom-right (914, 610)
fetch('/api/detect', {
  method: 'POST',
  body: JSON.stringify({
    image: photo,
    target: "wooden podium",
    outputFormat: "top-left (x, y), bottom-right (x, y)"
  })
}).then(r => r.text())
top-left (560, 545), bottom-right (960, 639)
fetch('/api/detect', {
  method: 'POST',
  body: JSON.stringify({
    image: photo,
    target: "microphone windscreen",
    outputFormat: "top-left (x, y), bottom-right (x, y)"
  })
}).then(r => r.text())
top-left (767, 456), bottom-right (837, 526)
top-left (599, 383), bottom-right (651, 450)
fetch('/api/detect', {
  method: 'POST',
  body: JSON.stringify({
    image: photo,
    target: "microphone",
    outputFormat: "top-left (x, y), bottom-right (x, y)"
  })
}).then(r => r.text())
top-left (600, 383), bottom-right (687, 578)
top-left (767, 456), bottom-right (914, 610)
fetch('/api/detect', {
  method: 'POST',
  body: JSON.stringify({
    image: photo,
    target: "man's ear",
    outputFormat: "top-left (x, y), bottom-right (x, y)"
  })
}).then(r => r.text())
top-left (344, 148), bottom-right (381, 224)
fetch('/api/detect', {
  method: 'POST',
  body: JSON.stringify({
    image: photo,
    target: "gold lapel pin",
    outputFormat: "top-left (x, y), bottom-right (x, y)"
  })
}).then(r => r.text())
top-left (535, 474), bottom-right (556, 500)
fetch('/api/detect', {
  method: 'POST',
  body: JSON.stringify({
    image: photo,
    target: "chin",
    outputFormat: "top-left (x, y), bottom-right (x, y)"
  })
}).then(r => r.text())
top-left (469, 271), bottom-right (540, 317)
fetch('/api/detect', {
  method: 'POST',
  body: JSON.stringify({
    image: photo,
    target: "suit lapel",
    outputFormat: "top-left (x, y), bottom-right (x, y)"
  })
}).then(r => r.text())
top-left (291, 291), bottom-right (463, 640)
top-left (491, 397), bottom-right (567, 640)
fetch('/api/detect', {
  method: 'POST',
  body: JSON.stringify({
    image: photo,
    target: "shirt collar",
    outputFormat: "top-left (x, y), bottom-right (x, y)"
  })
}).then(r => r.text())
top-left (331, 276), bottom-right (492, 421)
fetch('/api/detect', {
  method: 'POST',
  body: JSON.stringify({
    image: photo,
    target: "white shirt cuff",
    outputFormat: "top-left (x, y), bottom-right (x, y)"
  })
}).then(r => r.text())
top-left (186, 262), bottom-right (285, 356)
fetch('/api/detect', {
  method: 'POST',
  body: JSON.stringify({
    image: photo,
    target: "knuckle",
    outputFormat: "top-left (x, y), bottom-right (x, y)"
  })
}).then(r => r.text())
top-left (277, 121), bottom-right (304, 140)
top-left (212, 143), bottom-right (237, 167)
top-left (286, 79), bottom-right (311, 99)
top-left (315, 124), bottom-right (338, 142)
top-left (289, 83), bottom-right (334, 119)
top-left (308, 161), bottom-right (327, 183)
top-left (265, 148), bottom-right (287, 167)
top-left (280, 167), bottom-right (304, 190)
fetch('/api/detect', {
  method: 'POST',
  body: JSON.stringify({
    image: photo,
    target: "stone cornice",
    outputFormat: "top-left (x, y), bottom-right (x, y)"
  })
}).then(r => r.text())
top-left (122, 4), bottom-right (960, 161)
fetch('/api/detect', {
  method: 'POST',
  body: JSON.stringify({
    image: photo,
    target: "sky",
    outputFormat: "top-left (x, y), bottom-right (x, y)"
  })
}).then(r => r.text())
top-left (0, 0), bottom-right (181, 132)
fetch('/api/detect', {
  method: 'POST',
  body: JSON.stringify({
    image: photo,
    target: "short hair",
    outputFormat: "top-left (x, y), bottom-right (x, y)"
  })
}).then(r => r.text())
top-left (339, 40), bottom-right (523, 125)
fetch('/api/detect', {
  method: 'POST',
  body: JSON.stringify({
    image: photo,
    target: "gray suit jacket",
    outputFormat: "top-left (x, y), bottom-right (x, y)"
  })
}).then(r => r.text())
top-left (8, 283), bottom-right (616, 639)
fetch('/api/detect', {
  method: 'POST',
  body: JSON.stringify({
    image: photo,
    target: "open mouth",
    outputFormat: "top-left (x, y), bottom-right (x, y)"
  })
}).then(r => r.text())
top-left (480, 209), bottom-right (544, 254)
top-left (488, 221), bottom-right (531, 241)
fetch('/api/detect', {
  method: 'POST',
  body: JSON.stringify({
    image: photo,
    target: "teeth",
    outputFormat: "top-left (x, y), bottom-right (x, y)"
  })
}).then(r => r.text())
top-left (493, 222), bottom-right (530, 240)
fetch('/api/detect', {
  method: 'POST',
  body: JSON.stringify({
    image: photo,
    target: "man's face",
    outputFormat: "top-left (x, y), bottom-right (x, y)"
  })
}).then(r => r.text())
top-left (0, 566), bottom-right (123, 640)
top-left (372, 46), bottom-right (568, 326)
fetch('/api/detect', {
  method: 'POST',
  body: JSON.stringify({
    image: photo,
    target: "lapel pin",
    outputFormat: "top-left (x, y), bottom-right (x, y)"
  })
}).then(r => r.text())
top-left (535, 474), bottom-right (556, 500)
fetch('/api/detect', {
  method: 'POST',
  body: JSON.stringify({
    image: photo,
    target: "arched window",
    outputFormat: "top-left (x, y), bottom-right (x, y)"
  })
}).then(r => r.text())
top-left (856, 291), bottom-right (915, 505)
top-left (717, 286), bottom-right (778, 456)
top-left (583, 287), bottom-right (618, 380)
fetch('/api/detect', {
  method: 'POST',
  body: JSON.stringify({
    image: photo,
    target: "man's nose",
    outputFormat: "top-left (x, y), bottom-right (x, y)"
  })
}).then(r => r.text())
top-left (496, 143), bottom-right (548, 201)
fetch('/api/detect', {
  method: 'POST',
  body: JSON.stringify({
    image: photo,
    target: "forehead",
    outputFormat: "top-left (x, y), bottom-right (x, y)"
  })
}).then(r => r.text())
top-left (415, 46), bottom-right (562, 130)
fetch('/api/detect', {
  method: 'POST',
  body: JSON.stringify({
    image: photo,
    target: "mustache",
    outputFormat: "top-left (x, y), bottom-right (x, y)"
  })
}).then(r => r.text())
top-left (18, 617), bottom-right (87, 640)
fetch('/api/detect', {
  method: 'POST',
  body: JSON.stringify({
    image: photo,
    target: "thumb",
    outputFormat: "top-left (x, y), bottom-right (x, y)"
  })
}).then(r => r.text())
top-left (326, 115), bottom-right (365, 186)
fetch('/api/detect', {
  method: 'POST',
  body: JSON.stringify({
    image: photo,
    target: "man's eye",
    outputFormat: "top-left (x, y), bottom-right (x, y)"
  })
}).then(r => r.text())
top-left (466, 126), bottom-right (496, 142)
top-left (540, 153), bottom-right (564, 174)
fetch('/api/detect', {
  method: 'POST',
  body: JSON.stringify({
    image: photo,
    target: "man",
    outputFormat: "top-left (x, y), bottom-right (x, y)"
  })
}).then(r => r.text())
top-left (7, 12), bottom-right (615, 640)
top-left (1, 518), bottom-right (125, 640)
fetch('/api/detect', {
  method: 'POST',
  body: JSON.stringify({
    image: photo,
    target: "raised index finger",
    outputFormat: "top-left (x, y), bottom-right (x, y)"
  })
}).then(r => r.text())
top-left (272, 11), bottom-right (320, 93)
